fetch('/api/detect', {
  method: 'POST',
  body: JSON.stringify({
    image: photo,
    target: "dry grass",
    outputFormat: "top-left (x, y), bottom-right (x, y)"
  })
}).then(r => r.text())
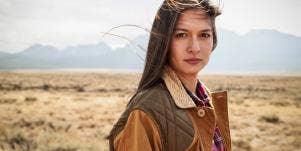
top-left (0, 72), bottom-right (300, 151)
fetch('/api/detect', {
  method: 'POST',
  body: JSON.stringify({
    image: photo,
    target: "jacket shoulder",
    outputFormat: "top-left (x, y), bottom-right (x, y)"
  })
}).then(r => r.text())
top-left (129, 82), bottom-right (195, 151)
top-left (128, 83), bottom-right (170, 108)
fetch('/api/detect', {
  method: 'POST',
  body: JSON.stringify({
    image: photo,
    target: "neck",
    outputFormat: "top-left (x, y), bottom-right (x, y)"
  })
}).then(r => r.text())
top-left (176, 72), bottom-right (198, 95)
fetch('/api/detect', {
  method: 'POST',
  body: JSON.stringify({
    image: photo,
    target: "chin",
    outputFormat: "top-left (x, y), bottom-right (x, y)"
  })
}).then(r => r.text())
top-left (186, 69), bottom-right (201, 75)
top-left (181, 66), bottom-right (203, 75)
top-left (171, 63), bottom-right (203, 76)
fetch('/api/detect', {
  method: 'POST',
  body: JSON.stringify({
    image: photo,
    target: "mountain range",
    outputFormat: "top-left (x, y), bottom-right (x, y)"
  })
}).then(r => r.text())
top-left (0, 29), bottom-right (300, 74)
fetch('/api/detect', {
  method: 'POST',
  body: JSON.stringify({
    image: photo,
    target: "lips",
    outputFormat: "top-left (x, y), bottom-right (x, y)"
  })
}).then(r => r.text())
top-left (184, 58), bottom-right (203, 65)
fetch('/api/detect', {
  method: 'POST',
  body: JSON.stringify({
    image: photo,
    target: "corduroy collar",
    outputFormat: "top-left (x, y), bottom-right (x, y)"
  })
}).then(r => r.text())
top-left (162, 65), bottom-right (214, 109)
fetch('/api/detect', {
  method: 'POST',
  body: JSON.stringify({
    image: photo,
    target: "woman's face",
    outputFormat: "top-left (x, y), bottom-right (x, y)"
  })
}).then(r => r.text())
top-left (169, 8), bottom-right (213, 76)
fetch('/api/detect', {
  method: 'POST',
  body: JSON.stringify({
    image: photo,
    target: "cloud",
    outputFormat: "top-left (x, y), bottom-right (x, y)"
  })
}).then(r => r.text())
top-left (0, 0), bottom-right (300, 53)
top-left (219, 0), bottom-right (301, 35)
top-left (0, 0), bottom-right (162, 52)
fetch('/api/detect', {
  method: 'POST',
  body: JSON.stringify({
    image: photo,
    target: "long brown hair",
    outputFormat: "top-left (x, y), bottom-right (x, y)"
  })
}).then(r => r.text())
top-left (137, 0), bottom-right (221, 92)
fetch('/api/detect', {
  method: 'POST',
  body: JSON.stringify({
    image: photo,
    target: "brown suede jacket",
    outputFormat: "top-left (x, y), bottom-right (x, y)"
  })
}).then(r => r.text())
top-left (109, 66), bottom-right (231, 151)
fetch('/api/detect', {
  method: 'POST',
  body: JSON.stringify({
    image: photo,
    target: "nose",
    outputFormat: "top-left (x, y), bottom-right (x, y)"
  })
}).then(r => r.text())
top-left (188, 36), bottom-right (201, 54)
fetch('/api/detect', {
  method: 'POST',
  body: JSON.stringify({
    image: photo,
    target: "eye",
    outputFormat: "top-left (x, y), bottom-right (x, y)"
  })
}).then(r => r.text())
top-left (175, 33), bottom-right (188, 38)
top-left (200, 33), bottom-right (211, 38)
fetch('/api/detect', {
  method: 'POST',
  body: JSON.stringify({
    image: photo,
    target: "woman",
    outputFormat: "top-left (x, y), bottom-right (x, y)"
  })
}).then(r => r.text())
top-left (108, 0), bottom-right (231, 150)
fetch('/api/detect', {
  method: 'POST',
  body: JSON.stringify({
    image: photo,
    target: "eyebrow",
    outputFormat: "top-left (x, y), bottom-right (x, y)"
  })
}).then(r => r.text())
top-left (174, 28), bottom-right (212, 32)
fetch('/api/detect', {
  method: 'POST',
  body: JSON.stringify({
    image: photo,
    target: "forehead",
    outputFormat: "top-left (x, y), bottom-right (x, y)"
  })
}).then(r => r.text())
top-left (176, 8), bottom-right (211, 28)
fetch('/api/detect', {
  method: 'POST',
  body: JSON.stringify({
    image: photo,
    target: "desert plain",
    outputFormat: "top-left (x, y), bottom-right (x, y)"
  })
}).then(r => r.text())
top-left (0, 71), bottom-right (300, 151)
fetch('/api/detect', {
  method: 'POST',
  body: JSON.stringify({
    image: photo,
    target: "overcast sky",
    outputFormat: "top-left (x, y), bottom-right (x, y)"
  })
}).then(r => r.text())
top-left (0, 0), bottom-right (300, 53)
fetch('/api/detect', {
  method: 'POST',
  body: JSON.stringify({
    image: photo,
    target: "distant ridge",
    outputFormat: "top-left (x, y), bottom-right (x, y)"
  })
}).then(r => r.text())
top-left (0, 29), bottom-right (300, 74)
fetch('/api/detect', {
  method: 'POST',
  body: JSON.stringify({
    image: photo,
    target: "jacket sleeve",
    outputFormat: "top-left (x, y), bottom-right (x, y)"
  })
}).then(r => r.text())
top-left (113, 109), bottom-right (162, 151)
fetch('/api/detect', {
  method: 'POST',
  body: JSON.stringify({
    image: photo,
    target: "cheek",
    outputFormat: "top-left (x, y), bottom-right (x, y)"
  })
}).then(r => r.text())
top-left (170, 43), bottom-right (185, 62)
top-left (202, 40), bottom-right (214, 55)
top-left (208, 39), bottom-right (214, 51)
top-left (170, 38), bottom-right (187, 54)
top-left (169, 50), bottom-right (180, 66)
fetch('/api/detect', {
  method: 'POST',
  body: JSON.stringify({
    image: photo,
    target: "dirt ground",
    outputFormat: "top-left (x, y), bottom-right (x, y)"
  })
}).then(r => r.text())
top-left (0, 71), bottom-right (300, 151)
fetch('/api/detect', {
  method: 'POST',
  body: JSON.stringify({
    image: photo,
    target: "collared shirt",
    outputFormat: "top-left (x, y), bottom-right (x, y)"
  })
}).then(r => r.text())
top-left (183, 81), bottom-right (225, 151)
